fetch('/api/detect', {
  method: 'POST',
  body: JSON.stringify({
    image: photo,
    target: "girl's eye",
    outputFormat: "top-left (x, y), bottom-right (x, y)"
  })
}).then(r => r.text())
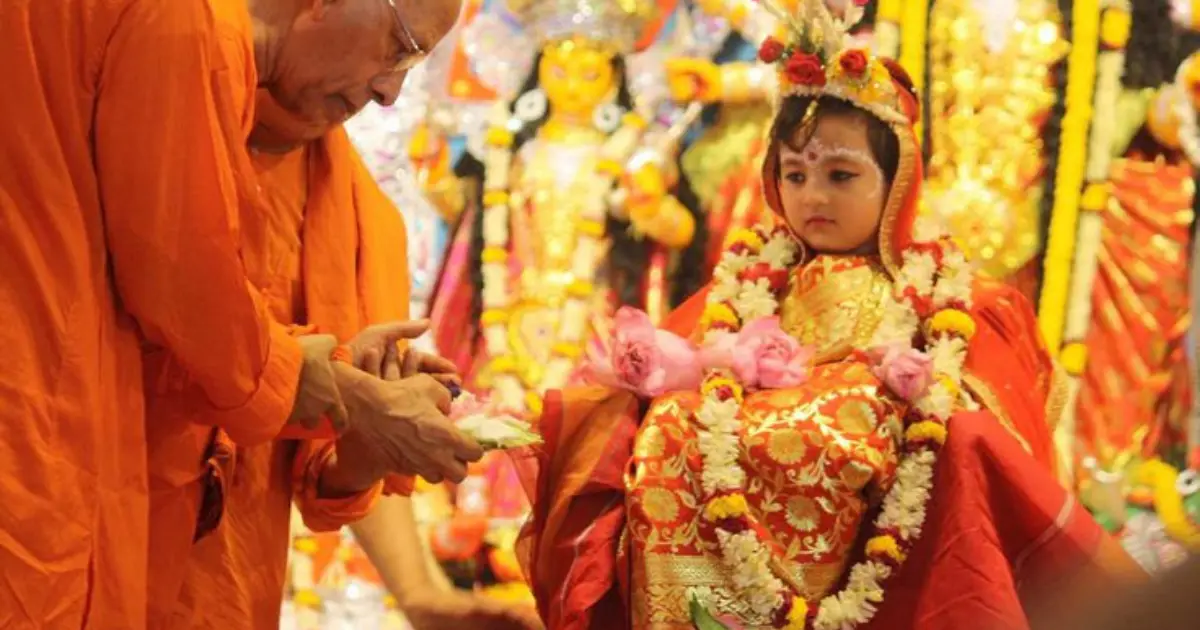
top-left (784, 172), bottom-right (806, 184)
top-left (830, 170), bottom-right (858, 182)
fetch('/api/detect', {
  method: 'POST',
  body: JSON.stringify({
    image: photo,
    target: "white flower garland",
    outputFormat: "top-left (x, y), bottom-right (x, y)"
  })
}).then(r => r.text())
top-left (692, 222), bottom-right (976, 629)
top-left (478, 103), bottom-right (646, 413)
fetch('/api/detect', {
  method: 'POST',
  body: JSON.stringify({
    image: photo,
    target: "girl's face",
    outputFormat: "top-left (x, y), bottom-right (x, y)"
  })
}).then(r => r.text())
top-left (777, 112), bottom-right (890, 254)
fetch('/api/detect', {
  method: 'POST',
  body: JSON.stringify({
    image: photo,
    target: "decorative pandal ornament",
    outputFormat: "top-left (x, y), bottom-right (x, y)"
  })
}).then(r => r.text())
top-left (505, 0), bottom-right (658, 54)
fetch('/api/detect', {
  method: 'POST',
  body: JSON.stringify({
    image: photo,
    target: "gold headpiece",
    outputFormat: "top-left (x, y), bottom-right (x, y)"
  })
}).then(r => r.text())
top-left (757, 0), bottom-right (909, 125)
top-left (506, 0), bottom-right (656, 55)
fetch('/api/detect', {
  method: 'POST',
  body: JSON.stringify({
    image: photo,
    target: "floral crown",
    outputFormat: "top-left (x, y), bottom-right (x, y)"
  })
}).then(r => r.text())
top-left (756, 0), bottom-right (909, 126)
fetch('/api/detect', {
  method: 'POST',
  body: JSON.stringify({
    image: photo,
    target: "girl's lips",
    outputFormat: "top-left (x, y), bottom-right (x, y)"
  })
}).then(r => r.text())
top-left (805, 217), bottom-right (833, 226)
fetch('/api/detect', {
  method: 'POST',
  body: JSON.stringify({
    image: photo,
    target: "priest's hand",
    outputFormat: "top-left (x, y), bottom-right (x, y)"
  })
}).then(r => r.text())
top-left (362, 339), bottom-right (460, 385)
top-left (288, 334), bottom-right (350, 432)
top-left (346, 319), bottom-right (431, 371)
top-left (401, 587), bottom-right (543, 630)
top-left (323, 367), bottom-right (482, 493)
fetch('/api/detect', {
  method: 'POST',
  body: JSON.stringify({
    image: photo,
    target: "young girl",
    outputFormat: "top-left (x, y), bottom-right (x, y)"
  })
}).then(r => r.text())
top-left (516, 2), bottom-right (1142, 629)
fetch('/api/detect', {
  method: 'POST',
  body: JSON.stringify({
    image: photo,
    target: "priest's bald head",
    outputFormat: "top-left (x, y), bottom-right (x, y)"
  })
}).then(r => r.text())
top-left (249, 0), bottom-right (462, 150)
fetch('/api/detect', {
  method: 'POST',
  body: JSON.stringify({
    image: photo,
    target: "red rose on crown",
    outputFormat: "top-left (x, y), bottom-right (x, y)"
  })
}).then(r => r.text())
top-left (758, 37), bottom-right (785, 63)
top-left (839, 49), bottom-right (870, 77)
top-left (784, 52), bottom-right (826, 87)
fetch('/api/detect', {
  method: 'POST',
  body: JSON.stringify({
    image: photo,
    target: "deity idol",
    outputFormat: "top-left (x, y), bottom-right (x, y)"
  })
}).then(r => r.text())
top-left (1067, 2), bottom-right (1200, 571)
top-left (428, 0), bottom-right (708, 417)
top-left (516, 3), bottom-right (1141, 629)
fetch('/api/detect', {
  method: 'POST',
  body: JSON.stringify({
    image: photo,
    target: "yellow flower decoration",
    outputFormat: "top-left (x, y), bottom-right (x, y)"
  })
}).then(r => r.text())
top-left (783, 598), bottom-right (809, 630)
top-left (294, 589), bottom-right (322, 609)
top-left (483, 190), bottom-right (510, 207)
top-left (1059, 342), bottom-right (1087, 376)
top-left (936, 374), bottom-right (961, 399)
top-left (597, 159), bottom-right (624, 177)
top-left (621, 112), bottom-right (647, 130)
top-left (293, 538), bottom-right (318, 554)
top-left (482, 246), bottom-right (509, 264)
top-left (567, 279), bottom-right (595, 298)
top-left (701, 302), bottom-right (740, 330)
top-left (525, 390), bottom-right (544, 417)
top-left (489, 356), bottom-right (519, 374)
top-left (578, 220), bottom-right (606, 238)
top-left (702, 493), bottom-right (749, 521)
top-left (552, 342), bottom-right (584, 359)
top-left (486, 126), bottom-right (514, 147)
top-left (866, 534), bottom-right (906, 563)
top-left (1079, 183), bottom-right (1109, 212)
top-left (481, 309), bottom-right (509, 326)
top-left (726, 227), bottom-right (765, 253)
top-left (905, 420), bottom-right (948, 446)
top-left (1099, 8), bottom-right (1131, 49)
top-left (928, 309), bottom-right (976, 340)
top-left (702, 375), bottom-right (744, 401)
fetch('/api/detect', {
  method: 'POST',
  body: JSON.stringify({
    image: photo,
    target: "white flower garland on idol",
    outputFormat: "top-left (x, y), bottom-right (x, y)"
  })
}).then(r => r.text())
top-left (477, 102), bottom-right (648, 413)
top-left (689, 218), bottom-right (977, 629)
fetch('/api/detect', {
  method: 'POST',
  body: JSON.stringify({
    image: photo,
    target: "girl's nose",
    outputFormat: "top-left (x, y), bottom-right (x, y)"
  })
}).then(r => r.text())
top-left (797, 183), bottom-right (830, 207)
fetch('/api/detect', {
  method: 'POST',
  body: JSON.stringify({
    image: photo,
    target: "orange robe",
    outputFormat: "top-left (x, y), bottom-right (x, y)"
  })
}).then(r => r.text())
top-left (142, 0), bottom-right (410, 626)
top-left (148, 127), bottom-right (410, 629)
top-left (0, 2), bottom-right (303, 627)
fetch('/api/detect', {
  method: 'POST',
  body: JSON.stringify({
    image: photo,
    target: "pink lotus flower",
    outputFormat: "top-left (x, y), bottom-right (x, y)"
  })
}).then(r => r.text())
top-left (449, 391), bottom-right (489, 420)
top-left (584, 307), bottom-right (703, 397)
top-left (869, 342), bottom-right (934, 401)
top-left (703, 317), bottom-right (812, 390)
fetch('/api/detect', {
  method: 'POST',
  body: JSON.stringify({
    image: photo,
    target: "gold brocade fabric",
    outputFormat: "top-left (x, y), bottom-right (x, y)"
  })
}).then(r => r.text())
top-left (781, 255), bottom-right (892, 364)
top-left (626, 256), bottom-right (905, 629)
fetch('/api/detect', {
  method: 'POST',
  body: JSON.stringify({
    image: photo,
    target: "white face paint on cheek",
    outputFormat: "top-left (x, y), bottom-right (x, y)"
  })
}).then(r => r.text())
top-left (795, 138), bottom-right (885, 200)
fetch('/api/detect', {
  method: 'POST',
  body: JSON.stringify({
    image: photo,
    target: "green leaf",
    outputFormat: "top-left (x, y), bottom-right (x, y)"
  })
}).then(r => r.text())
top-left (689, 595), bottom-right (734, 630)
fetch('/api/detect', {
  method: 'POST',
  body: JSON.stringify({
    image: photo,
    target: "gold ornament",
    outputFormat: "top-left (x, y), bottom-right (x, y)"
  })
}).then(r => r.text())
top-left (923, 0), bottom-right (1066, 280)
top-left (505, 0), bottom-right (656, 54)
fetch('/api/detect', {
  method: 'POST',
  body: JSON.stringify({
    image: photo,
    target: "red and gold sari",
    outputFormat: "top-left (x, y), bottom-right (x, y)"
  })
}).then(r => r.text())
top-left (516, 60), bottom-right (1140, 630)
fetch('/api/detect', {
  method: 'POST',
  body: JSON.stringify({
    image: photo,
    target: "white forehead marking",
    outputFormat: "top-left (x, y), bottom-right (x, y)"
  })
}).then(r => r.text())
top-left (784, 138), bottom-right (884, 198)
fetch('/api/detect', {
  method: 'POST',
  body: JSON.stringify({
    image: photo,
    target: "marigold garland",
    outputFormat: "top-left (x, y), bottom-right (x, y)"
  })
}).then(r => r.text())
top-left (1053, 0), bottom-right (1129, 487)
top-left (1037, 0), bottom-right (1102, 356)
